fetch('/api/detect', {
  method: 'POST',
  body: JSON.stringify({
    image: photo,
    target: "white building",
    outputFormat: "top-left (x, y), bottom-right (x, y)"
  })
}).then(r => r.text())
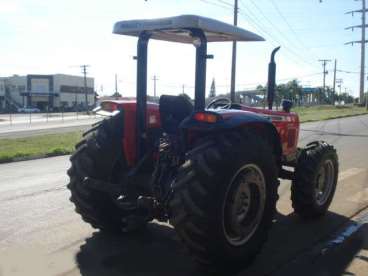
top-left (0, 74), bottom-right (95, 112)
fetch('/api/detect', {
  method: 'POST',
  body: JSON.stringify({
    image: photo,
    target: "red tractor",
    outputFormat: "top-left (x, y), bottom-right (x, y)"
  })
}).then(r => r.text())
top-left (67, 15), bottom-right (338, 273)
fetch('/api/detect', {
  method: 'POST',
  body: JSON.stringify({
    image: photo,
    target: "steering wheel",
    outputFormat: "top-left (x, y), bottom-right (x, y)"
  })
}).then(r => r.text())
top-left (206, 97), bottom-right (232, 109)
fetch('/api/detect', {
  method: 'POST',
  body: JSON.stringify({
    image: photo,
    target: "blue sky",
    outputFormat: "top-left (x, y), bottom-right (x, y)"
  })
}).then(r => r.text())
top-left (0, 0), bottom-right (365, 98)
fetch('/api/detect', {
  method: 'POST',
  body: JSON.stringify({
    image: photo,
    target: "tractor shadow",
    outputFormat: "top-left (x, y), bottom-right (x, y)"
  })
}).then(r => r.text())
top-left (75, 222), bottom-right (200, 276)
top-left (75, 211), bottom-right (366, 276)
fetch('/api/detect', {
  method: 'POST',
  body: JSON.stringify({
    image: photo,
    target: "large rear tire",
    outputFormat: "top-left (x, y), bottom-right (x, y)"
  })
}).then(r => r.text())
top-left (169, 131), bottom-right (279, 273)
top-left (291, 141), bottom-right (338, 219)
top-left (67, 112), bottom-right (146, 232)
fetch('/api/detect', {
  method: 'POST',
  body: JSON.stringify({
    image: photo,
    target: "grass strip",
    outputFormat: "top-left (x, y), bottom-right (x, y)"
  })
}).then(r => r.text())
top-left (294, 105), bottom-right (368, 123)
top-left (0, 131), bottom-right (82, 163)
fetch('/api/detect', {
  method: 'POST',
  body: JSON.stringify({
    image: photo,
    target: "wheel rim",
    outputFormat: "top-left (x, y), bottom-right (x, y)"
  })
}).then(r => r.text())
top-left (222, 164), bottom-right (266, 247)
top-left (315, 159), bottom-right (335, 206)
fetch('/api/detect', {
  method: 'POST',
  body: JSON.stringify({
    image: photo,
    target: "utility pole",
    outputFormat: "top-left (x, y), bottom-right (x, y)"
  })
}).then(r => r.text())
top-left (115, 74), bottom-right (119, 97)
top-left (318, 59), bottom-right (331, 104)
top-left (152, 75), bottom-right (159, 98)
top-left (182, 84), bottom-right (185, 94)
top-left (333, 59), bottom-right (337, 104)
top-left (336, 78), bottom-right (344, 102)
top-left (345, 0), bottom-right (368, 105)
top-left (230, 0), bottom-right (238, 102)
top-left (80, 65), bottom-right (90, 110)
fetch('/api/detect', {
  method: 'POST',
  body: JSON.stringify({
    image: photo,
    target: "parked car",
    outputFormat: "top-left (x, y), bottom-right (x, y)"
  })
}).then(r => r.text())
top-left (17, 107), bottom-right (41, 113)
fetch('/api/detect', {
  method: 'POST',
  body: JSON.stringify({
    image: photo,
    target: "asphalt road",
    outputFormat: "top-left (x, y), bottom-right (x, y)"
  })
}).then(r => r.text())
top-left (0, 115), bottom-right (367, 276)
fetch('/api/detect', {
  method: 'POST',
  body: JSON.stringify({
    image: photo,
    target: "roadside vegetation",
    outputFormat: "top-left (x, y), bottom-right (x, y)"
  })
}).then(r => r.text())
top-left (294, 105), bottom-right (368, 123)
top-left (0, 105), bottom-right (367, 163)
top-left (0, 131), bottom-right (82, 163)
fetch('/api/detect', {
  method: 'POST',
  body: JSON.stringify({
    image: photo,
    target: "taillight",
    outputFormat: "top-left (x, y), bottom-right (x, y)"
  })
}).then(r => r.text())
top-left (193, 112), bottom-right (220, 123)
top-left (101, 102), bottom-right (118, 112)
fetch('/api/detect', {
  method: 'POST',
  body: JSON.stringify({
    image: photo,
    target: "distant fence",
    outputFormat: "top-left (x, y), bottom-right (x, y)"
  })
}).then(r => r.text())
top-left (0, 111), bottom-right (99, 126)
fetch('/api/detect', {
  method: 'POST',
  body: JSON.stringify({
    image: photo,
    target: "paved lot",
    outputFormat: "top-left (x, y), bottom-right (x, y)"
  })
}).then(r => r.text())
top-left (0, 115), bottom-right (367, 275)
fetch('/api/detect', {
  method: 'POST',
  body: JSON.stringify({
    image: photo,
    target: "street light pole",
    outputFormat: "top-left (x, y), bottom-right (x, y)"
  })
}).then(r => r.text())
top-left (361, 0), bottom-right (366, 107)
top-left (230, 0), bottom-right (238, 102)
top-left (345, 0), bottom-right (367, 106)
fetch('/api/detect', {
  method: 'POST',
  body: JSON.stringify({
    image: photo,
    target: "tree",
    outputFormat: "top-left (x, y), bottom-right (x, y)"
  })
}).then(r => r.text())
top-left (336, 92), bottom-right (354, 104)
top-left (277, 80), bottom-right (302, 105)
top-left (209, 78), bottom-right (216, 98)
top-left (256, 85), bottom-right (266, 107)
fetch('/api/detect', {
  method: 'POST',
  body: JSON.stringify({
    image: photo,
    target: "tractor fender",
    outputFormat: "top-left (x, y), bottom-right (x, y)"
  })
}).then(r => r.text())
top-left (180, 111), bottom-right (283, 162)
top-left (224, 113), bottom-right (282, 163)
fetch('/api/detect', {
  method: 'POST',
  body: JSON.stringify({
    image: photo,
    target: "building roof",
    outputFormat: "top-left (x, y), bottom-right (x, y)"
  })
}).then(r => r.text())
top-left (113, 15), bottom-right (264, 43)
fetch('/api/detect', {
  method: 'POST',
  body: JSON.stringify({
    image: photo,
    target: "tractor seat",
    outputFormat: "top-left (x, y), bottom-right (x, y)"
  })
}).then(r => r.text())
top-left (159, 95), bottom-right (193, 134)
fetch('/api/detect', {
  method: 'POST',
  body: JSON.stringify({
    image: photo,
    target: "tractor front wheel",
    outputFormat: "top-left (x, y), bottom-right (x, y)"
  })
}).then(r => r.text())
top-left (291, 141), bottom-right (338, 219)
top-left (169, 131), bottom-right (279, 273)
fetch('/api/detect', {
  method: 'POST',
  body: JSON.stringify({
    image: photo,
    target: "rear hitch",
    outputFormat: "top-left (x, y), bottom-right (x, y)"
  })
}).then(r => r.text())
top-left (118, 196), bottom-right (167, 232)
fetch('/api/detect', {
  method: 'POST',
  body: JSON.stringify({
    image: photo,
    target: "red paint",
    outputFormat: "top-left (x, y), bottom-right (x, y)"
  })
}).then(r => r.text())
top-left (102, 100), bottom-right (299, 166)
top-left (240, 106), bottom-right (300, 156)
top-left (221, 106), bottom-right (300, 156)
top-left (103, 101), bottom-right (160, 167)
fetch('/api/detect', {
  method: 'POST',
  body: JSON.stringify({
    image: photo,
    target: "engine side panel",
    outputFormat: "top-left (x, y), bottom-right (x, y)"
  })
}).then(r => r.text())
top-left (114, 101), bottom-right (161, 167)
top-left (238, 106), bottom-right (300, 157)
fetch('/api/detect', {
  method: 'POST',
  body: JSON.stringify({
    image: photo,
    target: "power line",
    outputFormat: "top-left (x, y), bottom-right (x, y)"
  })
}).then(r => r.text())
top-left (215, 0), bottom-right (233, 7)
top-left (247, 0), bottom-right (301, 50)
top-left (198, 0), bottom-right (232, 11)
top-left (245, 0), bottom-right (319, 66)
top-left (216, 73), bottom-right (324, 88)
top-left (269, 0), bottom-right (317, 57)
top-left (278, 72), bottom-right (323, 82)
top-left (237, 0), bottom-right (320, 70)
top-left (199, 0), bottom-right (320, 70)
top-left (337, 69), bottom-right (360, 74)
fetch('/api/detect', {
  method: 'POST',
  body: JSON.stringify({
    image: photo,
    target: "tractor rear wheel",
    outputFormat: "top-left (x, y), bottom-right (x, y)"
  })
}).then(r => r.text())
top-left (291, 141), bottom-right (338, 219)
top-left (67, 112), bottom-right (147, 232)
top-left (169, 131), bottom-right (279, 273)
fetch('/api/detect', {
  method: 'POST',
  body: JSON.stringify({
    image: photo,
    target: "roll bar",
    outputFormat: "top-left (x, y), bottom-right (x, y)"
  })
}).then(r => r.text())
top-left (135, 28), bottom-right (208, 160)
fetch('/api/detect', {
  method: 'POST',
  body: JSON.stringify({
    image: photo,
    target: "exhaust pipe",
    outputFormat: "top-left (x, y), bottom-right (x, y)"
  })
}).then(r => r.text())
top-left (267, 46), bottom-right (281, 110)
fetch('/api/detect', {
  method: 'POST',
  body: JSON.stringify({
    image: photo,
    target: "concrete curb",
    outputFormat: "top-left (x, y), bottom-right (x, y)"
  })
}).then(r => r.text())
top-left (0, 152), bottom-right (71, 165)
top-left (300, 112), bottom-right (368, 123)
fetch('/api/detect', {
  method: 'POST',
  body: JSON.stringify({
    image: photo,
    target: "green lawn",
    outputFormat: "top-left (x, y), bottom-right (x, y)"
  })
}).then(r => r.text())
top-left (294, 105), bottom-right (368, 123)
top-left (0, 131), bottom-right (83, 163)
top-left (0, 105), bottom-right (367, 163)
